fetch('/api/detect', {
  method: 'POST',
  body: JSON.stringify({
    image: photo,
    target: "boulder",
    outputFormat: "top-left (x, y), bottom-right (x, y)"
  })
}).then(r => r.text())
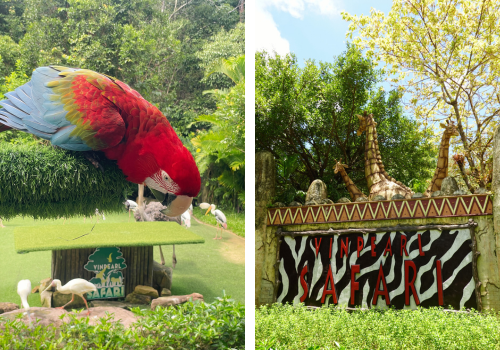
top-left (40, 290), bottom-right (52, 308)
top-left (305, 200), bottom-right (320, 206)
top-left (134, 285), bottom-right (159, 298)
top-left (412, 193), bottom-right (424, 198)
top-left (336, 197), bottom-right (351, 203)
top-left (151, 293), bottom-right (204, 310)
top-left (90, 300), bottom-right (149, 310)
top-left (475, 187), bottom-right (487, 194)
top-left (431, 190), bottom-right (444, 197)
top-left (70, 307), bottom-right (138, 328)
top-left (125, 292), bottom-right (151, 304)
top-left (39, 278), bottom-right (52, 293)
top-left (441, 177), bottom-right (459, 195)
top-left (0, 302), bottom-right (19, 314)
top-left (52, 291), bottom-right (87, 309)
top-left (391, 194), bottom-right (405, 200)
top-left (305, 180), bottom-right (328, 203)
top-left (373, 195), bottom-right (387, 201)
top-left (161, 288), bottom-right (172, 297)
top-left (272, 202), bottom-right (286, 207)
top-left (454, 189), bottom-right (468, 195)
top-left (31, 286), bottom-right (39, 294)
top-left (153, 261), bottom-right (173, 293)
top-left (355, 197), bottom-right (368, 202)
top-left (288, 201), bottom-right (302, 207)
top-left (319, 198), bottom-right (334, 205)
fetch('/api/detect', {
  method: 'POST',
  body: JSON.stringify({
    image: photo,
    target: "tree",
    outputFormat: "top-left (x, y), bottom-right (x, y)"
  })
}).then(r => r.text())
top-left (342, 0), bottom-right (500, 191)
top-left (256, 46), bottom-right (436, 203)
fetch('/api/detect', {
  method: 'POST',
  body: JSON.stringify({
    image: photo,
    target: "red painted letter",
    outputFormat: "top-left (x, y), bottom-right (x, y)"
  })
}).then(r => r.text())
top-left (384, 237), bottom-right (393, 256)
top-left (436, 260), bottom-right (443, 306)
top-left (418, 234), bottom-right (425, 256)
top-left (314, 237), bottom-right (322, 257)
top-left (350, 264), bottom-right (360, 305)
top-left (371, 236), bottom-right (376, 257)
top-left (372, 263), bottom-right (390, 305)
top-left (401, 235), bottom-right (408, 257)
top-left (405, 260), bottom-right (420, 305)
top-left (321, 265), bottom-right (338, 304)
top-left (357, 236), bottom-right (364, 258)
top-left (340, 238), bottom-right (349, 258)
top-left (300, 265), bottom-right (309, 302)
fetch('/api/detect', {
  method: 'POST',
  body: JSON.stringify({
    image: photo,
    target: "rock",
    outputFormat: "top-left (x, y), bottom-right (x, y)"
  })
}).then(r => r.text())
top-left (134, 285), bottom-right (159, 298)
top-left (412, 193), bottom-right (424, 198)
top-left (319, 198), bottom-right (334, 205)
top-left (475, 187), bottom-right (487, 194)
top-left (0, 302), bottom-right (19, 314)
top-left (355, 197), bottom-right (368, 202)
top-left (125, 292), bottom-right (151, 304)
top-left (305, 200), bottom-right (320, 206)
top-left (39, 278), bottom-right (52, 293)
top-left (161, 288), bottom-right (172, 297)
top-left (153, 261), bottom-right (173, 294)
top-left (90, 300), bottom-right (149, 310)
top-left (151, 293), bottom-right (204, 310)
top-left (305, 180), bottom-right (328, 203)
top-left (441, 177), bottom-right (459, 195)
top-left (272, 202), bottom-right (286, 208)
top-left (391, 194), bottom-right (405, 200)
top-left (336, 197), bottom-right (351, 203)
top-left (373, 195), bottom-right (387, 201)
top-left (288, 201), bottom-right (302, 207)
top-left (431, 190), bottom-right (444, 197)
top-left (53, 291), bottom-right (87, 309)
top-left (40, 290), bottom-right (52, 308)
top-left (0, 307), bottom-right (139, 329)
top-left (31, 286), bottom-right (39, 294)
top-left (454, 189), bottom-right (468, 195)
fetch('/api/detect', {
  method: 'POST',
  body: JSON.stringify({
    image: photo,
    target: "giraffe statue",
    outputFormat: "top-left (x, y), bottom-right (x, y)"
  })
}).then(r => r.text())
top-left (334, 159), bottom-right (366, 201)
top-left (357, 111), bottom-right (413, 200)
top-left (424, 119), bottom-right (459, 196)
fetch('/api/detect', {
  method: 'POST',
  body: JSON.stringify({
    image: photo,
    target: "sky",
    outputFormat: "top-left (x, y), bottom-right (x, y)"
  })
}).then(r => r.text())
top-left (255, 0), bottom-right (393, 66)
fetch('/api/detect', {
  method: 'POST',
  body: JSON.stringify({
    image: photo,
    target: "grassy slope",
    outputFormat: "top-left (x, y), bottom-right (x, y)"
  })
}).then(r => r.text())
top-left (256, 304), bottom-right (500, 350)
top-left (0, 212), bottom-right (244, 308)
top-left (192, 207), bottom-right (245, 238)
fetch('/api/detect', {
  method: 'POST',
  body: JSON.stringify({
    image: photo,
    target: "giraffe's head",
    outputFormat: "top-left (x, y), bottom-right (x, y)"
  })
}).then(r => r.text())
top-left (356, 111), bottom-right (377, 136)
top-left (334, 159), bottom-right (348, 174)
top-left (440, 119), bottom-right (459, 137)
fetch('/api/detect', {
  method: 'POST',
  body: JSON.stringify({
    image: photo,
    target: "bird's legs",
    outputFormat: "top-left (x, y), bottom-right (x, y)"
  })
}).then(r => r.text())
top-left (56, 294), bottom-right (75, 310)
top-left (80, 294), bottom-right (91, 316)
top-left (214, 223), bottom-right (220, 240)
top-left (159, 245), bottom-right (165, 265)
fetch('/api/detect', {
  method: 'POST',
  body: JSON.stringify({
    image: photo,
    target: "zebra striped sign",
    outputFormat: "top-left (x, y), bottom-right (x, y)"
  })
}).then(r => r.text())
top-left (277, 225), bottom-right (477, 310)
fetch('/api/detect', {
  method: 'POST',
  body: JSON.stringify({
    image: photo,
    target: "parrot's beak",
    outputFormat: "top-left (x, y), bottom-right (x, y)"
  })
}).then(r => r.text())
top-left (150, 188), bottom-right (166, 203)
top-left (160, 194), bottom-right (193, 217)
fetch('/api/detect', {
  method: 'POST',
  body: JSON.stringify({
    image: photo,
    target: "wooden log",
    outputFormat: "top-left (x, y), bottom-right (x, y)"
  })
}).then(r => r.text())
top-left (60, 250), bottom-right (66, 284)
top-left (71, 248), bottom-right (77, 281)
top-left (277, 222), bottom-right (477, 237)
top-left (138, 246), bottom-right (144, 286)
top-left (51, 250), bottom-right (56, 278)
top-left (147, 246), bottom-right (154, 286)
top-left (132, 246), bottom-right (138, 292)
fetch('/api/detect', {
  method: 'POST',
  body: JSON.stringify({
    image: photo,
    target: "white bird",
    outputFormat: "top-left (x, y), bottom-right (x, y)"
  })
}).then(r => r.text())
top-left (181, 209), bottom-right (191, 228)
top-left (205, 204), bottom-right (227, 240)
top-left (17, 279), bottom-right (32, 326)
top-left (124, 200), bottom-right (138, 221)
top-left (43, 278), bottom-right (97, 316)
top-left (199, 202), bottom-right (211, 210)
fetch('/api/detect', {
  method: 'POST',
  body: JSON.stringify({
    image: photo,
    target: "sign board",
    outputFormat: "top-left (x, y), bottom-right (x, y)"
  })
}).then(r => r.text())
top-left (277, 224), bottom-right (478, 310)
top-left (84, 247), bottom-right (127, 300)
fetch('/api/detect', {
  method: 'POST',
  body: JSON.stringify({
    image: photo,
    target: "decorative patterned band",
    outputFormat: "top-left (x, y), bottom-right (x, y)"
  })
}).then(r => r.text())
top-left (267, 195), bottom-right (492, 226)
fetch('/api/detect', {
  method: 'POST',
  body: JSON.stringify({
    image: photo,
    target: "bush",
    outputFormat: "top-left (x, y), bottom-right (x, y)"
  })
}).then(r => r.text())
top-left (256, 303), bottom-right (500, 350)
top-left (0, 143), bottom-right (134, 220)
top-left (0, 295), bottom-right (245, 349)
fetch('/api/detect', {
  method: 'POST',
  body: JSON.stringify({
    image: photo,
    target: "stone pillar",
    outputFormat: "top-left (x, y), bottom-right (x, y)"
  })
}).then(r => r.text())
top-left (255, 152), bottom-right (275, 306)
top-left (493, 126), bottom-right (500, 306)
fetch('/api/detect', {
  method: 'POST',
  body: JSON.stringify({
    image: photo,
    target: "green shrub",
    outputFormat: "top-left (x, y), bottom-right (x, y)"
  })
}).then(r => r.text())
top-left (0, 295), bottom-right (245, 349)
top-left (256, 303), bottom-right (500, 350)
top-left (0, 143), bottom-right (134, 220)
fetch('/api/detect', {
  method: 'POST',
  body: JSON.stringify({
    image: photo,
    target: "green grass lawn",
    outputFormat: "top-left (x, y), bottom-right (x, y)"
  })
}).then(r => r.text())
top-left (256, 304), bottom-right (500, 350)
top-left (193, 206), bottom-right (245, 238)
top-left (0, 212), bottom-right (244, 308)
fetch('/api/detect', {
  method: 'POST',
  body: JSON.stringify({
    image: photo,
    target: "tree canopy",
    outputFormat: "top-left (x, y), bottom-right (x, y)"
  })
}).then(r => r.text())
top-left (343, 0), bottom-right (500, 191)
top-left (256, 45), bottom-right (436, 203)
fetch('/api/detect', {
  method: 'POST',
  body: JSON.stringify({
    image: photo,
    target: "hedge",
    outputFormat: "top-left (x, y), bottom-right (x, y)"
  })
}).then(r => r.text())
top-left (0, 143), bottom-right (134, 220)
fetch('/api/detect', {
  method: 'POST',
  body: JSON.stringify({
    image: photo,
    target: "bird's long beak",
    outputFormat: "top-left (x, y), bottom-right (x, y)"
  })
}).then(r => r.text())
top-left (160, 195), bottom-right (193, 218)
top-left (205, 207), bottom-right (211, 215)
top-left (41, 280), bottom-right (54, 294)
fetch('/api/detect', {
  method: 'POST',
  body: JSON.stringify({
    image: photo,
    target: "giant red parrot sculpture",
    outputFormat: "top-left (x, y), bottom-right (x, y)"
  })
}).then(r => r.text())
top-left (0, 66), bottom-right (200, 217)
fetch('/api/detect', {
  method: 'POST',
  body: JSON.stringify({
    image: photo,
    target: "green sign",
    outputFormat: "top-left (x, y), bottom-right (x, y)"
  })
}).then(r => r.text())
top-left (84, 247), bottom-right (127, 300)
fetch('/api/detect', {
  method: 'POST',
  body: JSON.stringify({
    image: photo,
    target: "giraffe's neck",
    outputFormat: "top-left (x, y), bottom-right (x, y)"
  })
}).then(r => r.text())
top-left (338, 167), bottom-right (365, 201)
top-left (426, 132), bottom-right (453, 193)
top-left (364, 123), bottom-right (386, 188)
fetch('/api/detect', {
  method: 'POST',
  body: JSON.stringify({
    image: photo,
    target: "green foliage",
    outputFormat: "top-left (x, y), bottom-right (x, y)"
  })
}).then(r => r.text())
top-left (256, 304), bottom-right (500, 350)
top-left (0, 143), bottom-right (135, 219)
top-left (0, 295), bottom-right (245, 349)
top-left (256, 45), bottom-right (437, 203)
top-left (193, 206), bottom-right (245, 238)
